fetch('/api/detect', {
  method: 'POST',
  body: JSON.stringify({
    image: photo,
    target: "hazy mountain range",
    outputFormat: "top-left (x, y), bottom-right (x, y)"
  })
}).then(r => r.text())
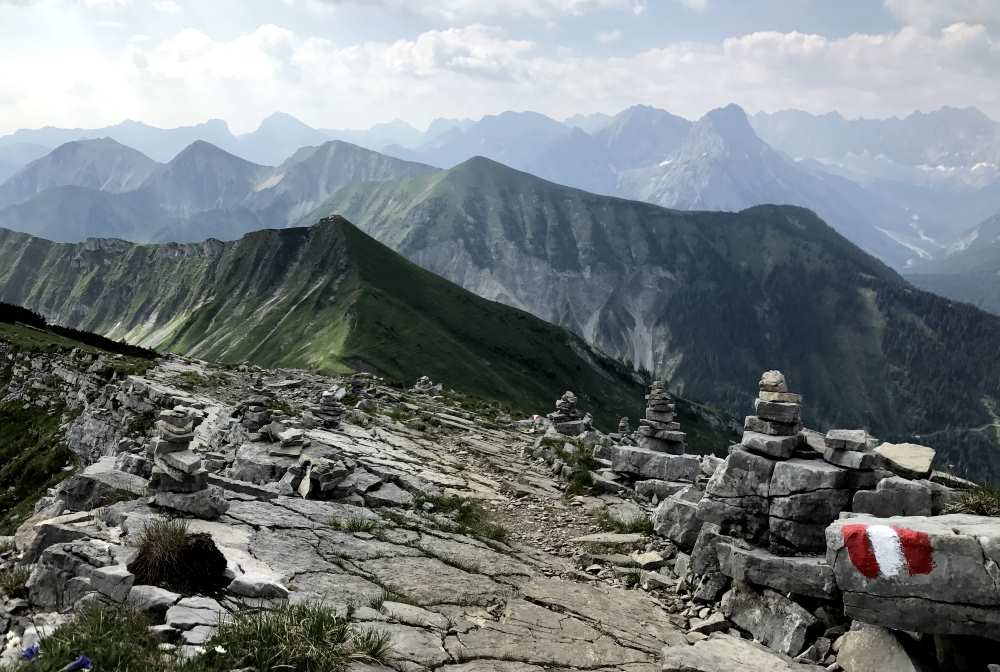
top-left (4, 104), bottom-right (1000, 271)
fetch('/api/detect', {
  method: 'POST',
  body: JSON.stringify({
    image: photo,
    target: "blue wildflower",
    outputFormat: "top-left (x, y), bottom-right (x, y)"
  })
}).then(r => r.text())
top-left (21, 643), bottom-right (39, 661)
top-left (58, 654), bottom-right (92, 671)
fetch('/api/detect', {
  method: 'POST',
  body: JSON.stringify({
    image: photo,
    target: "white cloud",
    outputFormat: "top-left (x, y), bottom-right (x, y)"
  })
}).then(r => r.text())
top-left (597, 29), bottom-right (622, 43)
top-left (152, 0), bottom-right (181, 14)
top-left (884, 0), bottom-right (1000, 29)
top-left (1, 19), bottom-right (999, 134)
top-left (317, 0), bottom-right (646, 20)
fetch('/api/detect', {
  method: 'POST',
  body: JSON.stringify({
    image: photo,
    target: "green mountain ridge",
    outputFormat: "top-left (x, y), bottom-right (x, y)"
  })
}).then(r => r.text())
top-left (0, 216), bottom-right (649, 428)
top-left (298, 157), bottom-right (1000, 480)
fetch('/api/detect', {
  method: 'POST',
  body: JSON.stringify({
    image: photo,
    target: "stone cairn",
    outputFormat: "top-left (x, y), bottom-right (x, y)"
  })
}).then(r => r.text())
top-left (413, 376), bottom-right (436, 394)
top-left (547, 391), bottom-right (591, 436)
top-left (240, 394), bottom-right (273, 433)
top-left (315, 388), bottom-right (346, 429)
top-left (349, 374), bottom-right (372, 399)
top-left (740, 370), bottom-right (802, 460)
top-left (147, 409), bottom-right (228, 519)
top-left (637, 381), bottom-right (686, 455)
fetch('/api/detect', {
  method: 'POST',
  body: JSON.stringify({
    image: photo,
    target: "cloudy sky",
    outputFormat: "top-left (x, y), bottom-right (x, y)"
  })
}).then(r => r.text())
top-left (1, 0), bottom-right (999, 134)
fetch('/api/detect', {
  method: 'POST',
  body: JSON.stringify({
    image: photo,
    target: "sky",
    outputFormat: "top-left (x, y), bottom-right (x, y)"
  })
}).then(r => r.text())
top-left (1, 0), bottom-right (999, 134)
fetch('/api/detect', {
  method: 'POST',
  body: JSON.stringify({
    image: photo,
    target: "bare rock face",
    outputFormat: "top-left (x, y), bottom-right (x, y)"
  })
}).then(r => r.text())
top-left (826, 513), bottom-right (1000, 639)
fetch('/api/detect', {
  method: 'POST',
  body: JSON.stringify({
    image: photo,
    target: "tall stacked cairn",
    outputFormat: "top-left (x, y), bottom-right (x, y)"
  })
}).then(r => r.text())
top-left (741, 370), bottom-right (802, 459)
top-left (547, 391), bottom-right (591, 436)
top-left (315, 388), bottom-right (346, 429)
top-left (637, 381), bottom-right (686, 455)
top-left (611, 381), bottom-right (700, 483)
top-left (147, 409), bottom-right (229, 519)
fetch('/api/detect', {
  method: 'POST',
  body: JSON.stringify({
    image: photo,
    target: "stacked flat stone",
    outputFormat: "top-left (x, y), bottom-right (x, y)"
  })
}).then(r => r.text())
top-left (147, 409), bottom-right (228, 519)
top-left (240, 394), bottom-right (273, 432)
top-left (822, 429), bottom-right (878, 470)
top-left (315, 388), bottom-right (346, 429)
top-left (741, 370), bottom-right (802, 460)
top-left (637, 381), bottom-right (686, 455)
top-left (547, 391), bottom-right (590, 436)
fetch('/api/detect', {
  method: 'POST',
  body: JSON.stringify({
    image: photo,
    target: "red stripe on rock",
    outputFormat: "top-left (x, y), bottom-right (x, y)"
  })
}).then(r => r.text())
top-left (895, 527), bottom-right (934, 575)
top-left (843, 524), bottom-right (880, 578)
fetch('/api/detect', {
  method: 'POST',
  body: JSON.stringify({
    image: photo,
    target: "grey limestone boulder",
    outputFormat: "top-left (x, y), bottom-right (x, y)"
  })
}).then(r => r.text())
top-left (826, 513), bottom-right (1000, 639)
top-left (720, 582), bottom-right (817, 656)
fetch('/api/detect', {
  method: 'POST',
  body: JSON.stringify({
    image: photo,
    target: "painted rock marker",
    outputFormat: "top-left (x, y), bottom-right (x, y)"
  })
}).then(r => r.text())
top-left (842, 524), bottom-right (934, 579)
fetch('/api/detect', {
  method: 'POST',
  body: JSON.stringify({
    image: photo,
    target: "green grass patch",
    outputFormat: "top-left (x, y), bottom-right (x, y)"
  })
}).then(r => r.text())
top-left (13, 602), bottom-right (393, 672)
top-left (0, 401), bottom-right (76, 534)
top-left (188, 603), bottom-right (393, 672)
top-left (945, 486), bottom-right (1000, 516)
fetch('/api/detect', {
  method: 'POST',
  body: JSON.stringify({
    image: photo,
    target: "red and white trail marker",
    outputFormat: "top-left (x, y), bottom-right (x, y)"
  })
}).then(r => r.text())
top-left (842, 523), bottom-right (935, 579)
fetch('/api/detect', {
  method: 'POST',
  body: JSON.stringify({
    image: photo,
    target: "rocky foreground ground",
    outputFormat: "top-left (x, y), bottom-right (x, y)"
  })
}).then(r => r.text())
top-left (0, 345), bottom-right (997, 671)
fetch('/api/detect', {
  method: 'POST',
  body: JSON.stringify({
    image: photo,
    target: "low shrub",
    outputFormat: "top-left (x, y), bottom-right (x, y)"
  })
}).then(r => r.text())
top-left (945, 486), bottom-right (1000, 516)
top-left (593, 510), bottom-right (654, 535)
top-left (127, 518), bottom-right (228, 594)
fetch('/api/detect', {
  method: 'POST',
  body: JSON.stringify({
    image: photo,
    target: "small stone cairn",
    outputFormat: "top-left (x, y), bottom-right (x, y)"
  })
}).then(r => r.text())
top-left (239, 394), bottom-right (273, 432)
top-left (740, 370), bottom-right (803, 459)
top-left (147, 409), bottom-right (228, 519)
top-left (547, 391), bottom-right (591, 436)
top-left (637, 381), bottom-right (686, 455)
top-left (413, 376), bottom-right (436, 394)
top-left (315, 388), bottom-right (346, 429)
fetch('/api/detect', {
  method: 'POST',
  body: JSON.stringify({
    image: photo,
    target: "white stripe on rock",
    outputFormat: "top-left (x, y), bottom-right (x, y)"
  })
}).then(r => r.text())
top-left (867, 524), bottom-right (904, 577)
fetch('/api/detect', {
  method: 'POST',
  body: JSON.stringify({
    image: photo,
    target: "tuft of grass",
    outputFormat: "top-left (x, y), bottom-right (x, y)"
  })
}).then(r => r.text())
top-left (419, 495), bottom-right (510, 542)
top-left (351, 628), bottom-right (393, 662)
top-left (328, 516), bottom-right (381, 533)
top-left (0, 564), bottom-right (30, 597)
top-left (945, 486), bottom-right (1000, 516)
top-left (0, 537), bottom-right (16, 554)
top-left (593, 510), bottom-right (654, 535)
top-left (127, 518), bottom-right (228, 595)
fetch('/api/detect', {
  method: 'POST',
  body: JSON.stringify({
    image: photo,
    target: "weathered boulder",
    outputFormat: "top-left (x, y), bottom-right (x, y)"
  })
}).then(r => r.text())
top-left (128, 585), bottom-right (181, 616)
top-left (27, 539), bottom-right (132, 610)
top-left (836, 624), bottom-right (936, 672)
top-left (652, 485), bottom-right (704, 551)
top-left (852, 477), bottom-right (932, 518)
top-left (150, 485), bottom-right (229, 519)
top-left (636, 479), bottom-right (689, 501)
top-left (660, 633), bottom-right (819, 671)
top-left (874, 443), bottom-right (935, 480)
top-left (56, 456), bottom-right (147, 511)
top-left (720, 582), bottom-right (817, 656)
top-left (716, 542), bottom-right (838, 600)
top-left (826, 513), bottom-right (1000, 639)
